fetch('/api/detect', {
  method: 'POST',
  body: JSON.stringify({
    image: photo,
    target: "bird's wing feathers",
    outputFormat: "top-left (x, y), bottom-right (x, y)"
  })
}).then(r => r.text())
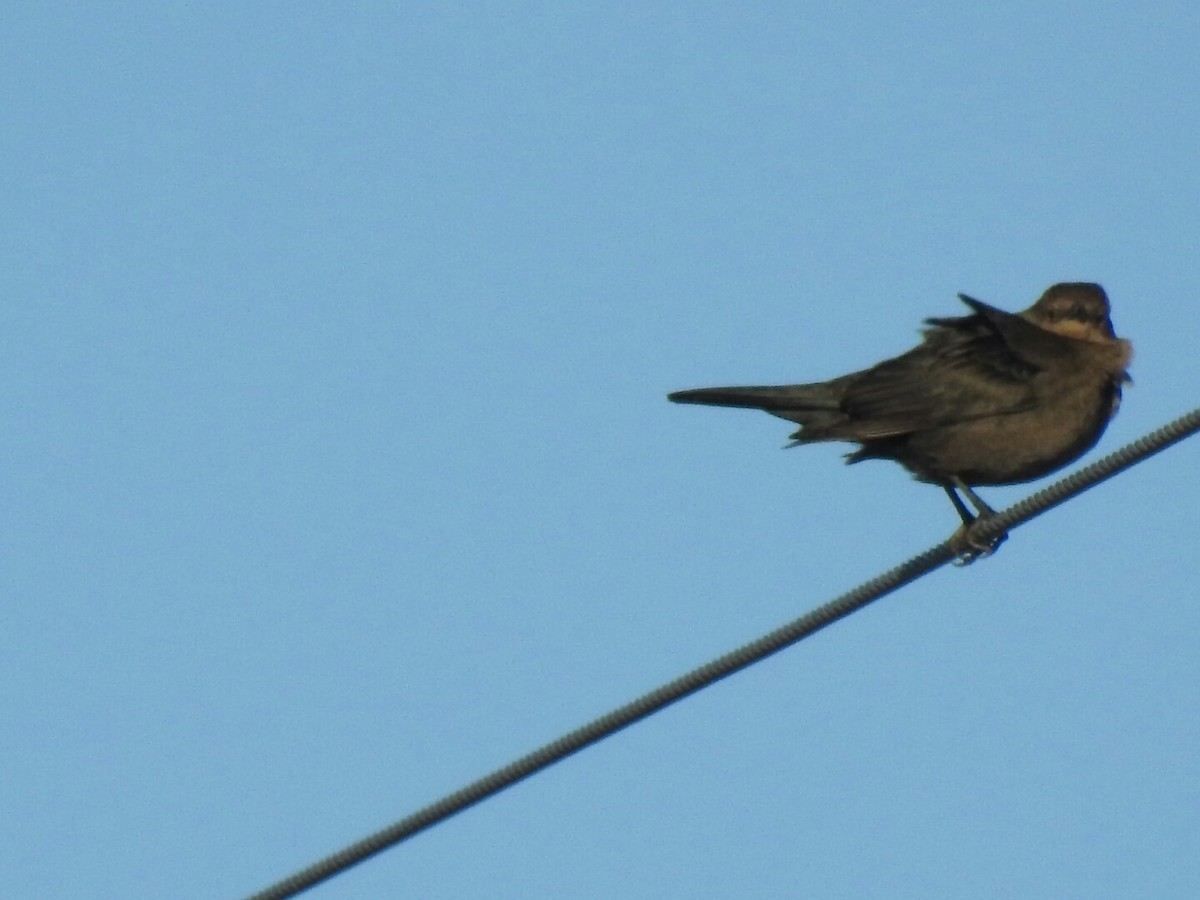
top-left (951, 294), bottom-right (1075, 366)
top-left (820, 307), bottom-right (1041, 439)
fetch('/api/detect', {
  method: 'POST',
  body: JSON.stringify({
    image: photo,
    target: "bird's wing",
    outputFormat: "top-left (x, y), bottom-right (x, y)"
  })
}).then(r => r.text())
top-left (827, 308), bottom-right (1041, 439)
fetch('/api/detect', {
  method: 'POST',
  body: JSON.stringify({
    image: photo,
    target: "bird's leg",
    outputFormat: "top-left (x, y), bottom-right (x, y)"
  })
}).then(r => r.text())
top-left (956, 481), bottom-right (998, 519)
top-left (944, 485), bottom-right (977, 526)
top-left (946, 479), bottom-right (1007, 564)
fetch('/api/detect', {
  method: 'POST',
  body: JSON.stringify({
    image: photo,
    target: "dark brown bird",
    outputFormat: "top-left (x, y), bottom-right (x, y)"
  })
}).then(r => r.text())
top-left (669, 283), bottom-right (1132, 554)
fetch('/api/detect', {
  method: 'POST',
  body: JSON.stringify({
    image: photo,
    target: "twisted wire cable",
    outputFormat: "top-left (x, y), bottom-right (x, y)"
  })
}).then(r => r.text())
top-left (246, 404), bottom-right (1200, 900)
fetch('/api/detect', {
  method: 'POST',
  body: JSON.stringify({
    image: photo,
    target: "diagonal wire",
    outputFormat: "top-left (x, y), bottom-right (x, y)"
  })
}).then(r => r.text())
top-left (245, 405), bottom-right (1200, 900)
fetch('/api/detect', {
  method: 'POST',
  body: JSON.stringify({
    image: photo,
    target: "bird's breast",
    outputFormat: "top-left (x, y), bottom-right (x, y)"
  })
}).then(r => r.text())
top-left (898, 371), bottom-right (1121, 486)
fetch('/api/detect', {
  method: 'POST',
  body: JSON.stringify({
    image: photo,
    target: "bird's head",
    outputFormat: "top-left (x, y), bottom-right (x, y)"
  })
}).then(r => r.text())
top-left (1023, 282), bottom-right (1118, 342)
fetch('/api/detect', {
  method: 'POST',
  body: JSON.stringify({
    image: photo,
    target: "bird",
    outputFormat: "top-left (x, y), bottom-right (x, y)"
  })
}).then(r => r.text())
top-left (668, 283), bottom-right (1132, 558)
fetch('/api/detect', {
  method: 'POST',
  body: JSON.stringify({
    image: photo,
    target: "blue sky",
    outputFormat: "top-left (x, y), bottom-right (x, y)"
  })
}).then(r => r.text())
top-left (4, 4), bottom-right (1199, 898)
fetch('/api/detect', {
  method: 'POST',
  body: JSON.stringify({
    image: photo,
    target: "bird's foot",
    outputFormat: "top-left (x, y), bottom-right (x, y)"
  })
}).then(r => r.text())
top-left (949, 517), bottom-right (1008, 566)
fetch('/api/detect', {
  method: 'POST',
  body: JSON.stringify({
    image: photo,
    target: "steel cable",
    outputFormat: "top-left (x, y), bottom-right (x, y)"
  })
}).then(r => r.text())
top-left (246, 404), bottom-right (1200, 900)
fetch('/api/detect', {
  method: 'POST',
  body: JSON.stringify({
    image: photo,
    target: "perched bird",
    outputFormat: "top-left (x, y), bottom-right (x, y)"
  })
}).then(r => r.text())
top-left (669, 283), bottom-right (1132, 556)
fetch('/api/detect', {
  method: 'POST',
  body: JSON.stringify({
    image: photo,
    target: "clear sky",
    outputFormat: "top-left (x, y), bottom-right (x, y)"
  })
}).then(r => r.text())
top-left (4, 4), bottom-right (1199, 898)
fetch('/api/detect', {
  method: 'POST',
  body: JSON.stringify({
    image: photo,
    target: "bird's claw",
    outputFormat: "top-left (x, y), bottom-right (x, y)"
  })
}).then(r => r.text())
top-left (949, 520), bottom-right (1008, 565)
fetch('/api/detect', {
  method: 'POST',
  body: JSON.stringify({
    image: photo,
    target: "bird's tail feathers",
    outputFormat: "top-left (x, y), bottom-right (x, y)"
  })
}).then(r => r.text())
top-left (667, 384), bottom-right (838, 411)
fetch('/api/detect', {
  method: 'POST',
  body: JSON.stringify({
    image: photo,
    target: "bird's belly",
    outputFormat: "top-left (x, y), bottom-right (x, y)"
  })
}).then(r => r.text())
top-left (900, 395), bottom-right (1112, 486)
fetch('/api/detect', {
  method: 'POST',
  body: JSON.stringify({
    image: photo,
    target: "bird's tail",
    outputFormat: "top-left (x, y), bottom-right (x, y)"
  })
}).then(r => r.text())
top-left (667, 384), bottom-right (839, 412)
